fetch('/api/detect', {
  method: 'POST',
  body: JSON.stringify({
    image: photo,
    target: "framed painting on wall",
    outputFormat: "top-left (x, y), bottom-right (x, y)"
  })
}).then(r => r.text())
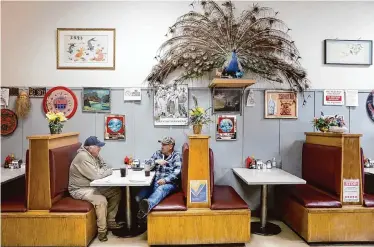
top-left (57, 28), bottom-right (116, 70)
top-left (212, 88), bottom-right (242, 114)
top-left (216, 115), bottom-right (237, 141)
top-left (82, 88), bottom-right (111, 113)
top-left (265, 90), bottom-right (298, 119)
top-left (105, 115), bottom-right (125, 140)
top-left (324, 39), bottom-right (373, 65)
top-left (153, 84), bottom-right (188, 126)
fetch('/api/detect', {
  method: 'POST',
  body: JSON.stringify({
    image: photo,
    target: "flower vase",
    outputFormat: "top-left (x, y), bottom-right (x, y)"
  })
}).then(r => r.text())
top-left (193, 125), bottom-right (202, 134)
top-left (319, 127), bottom-right (329, 133)
top-left (49, 124), bottom-right (63, 135)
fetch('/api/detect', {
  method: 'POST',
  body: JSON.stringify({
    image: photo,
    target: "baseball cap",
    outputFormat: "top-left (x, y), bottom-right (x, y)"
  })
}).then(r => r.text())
top-left (158, 137), bottom-right (175, 145)
top-left (84, 136), bottom-right (106, 147)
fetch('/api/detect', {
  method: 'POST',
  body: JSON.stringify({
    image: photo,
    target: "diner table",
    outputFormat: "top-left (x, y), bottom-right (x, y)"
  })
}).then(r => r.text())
top-left (1, 164), bottom-right (26, 184)
top-left (364, 168), bottom-right (374, 175)
top-left (90, 169), bottom-right (155, 237)
top-left (233, 168), bottom-right (306, 236)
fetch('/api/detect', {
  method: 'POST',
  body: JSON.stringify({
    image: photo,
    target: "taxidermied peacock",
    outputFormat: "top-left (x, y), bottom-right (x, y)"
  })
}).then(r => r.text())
top-left (146, 0), bottom-right (309, 91)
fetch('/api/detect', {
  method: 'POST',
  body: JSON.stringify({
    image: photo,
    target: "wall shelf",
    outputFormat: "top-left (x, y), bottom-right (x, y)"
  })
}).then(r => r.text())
top-left (209, 78), bottom-right (256, 88)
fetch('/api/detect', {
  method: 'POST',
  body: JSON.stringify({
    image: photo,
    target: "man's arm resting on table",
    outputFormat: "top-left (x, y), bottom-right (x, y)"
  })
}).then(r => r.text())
top-left (76, 159), bottom-right (113, 181)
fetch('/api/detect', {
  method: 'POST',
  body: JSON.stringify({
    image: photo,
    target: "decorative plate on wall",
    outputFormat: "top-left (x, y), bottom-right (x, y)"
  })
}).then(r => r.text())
top-left (1, 109), bottom-right (18, 136)
top-left (43, 86), bottom-right (78, 119)
top-left (366, 90), bottom-right (374, 122)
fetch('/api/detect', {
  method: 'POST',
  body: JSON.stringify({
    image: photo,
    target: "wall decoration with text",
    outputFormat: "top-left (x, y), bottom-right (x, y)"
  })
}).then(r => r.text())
top-left (324, 39), bottom-right (372, 65)
top-left (43, 86), bottom-right (78, 119)
top-left (154, 84), bottom-right (188, 126)
top-left (265, 90), bottom-right (298, 119)
top-left (105, 115), bottom-right (125, 140)
top-left (212, 88), bottom-right (242, 114)
top-left (367, 90), bottom-right (374, 122)
top-left (124, 88), bottom-right (141, 101)
top-left (323, 90), bottom-right (344, 106)
top-left (57, 28), bottom-right (116, 70)
top-left (216, 115), bottom-right (237, 141)
top-left (82, 88), bottom-right (111, 113)
top-left (29, 87), bottom-right (46, 98)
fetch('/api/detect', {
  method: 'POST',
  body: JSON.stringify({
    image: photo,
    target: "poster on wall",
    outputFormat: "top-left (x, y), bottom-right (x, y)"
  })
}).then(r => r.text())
top-left (57, 28), bottom-right (116, 70)
top-left (342, 179), bottom-right (360, 203)
top-left (345, 90), bottom-right (358, 107)
top-left (264, 90), bottom-right (298, 119)
top-left (104, 115), bottom-right (125, 140)
top-left (124, 88), bottom-right (141, 101)
top-left (216, 115), bottom-right (237, 141)
top-left (246, 89), bottom-right (255, 107)
top-left (190, 180), bottom-right (208, 203)
top-left (153, 84), bottom-right (188, 126)
top-left (43, 86), bottom-right (78, 119)
top-left (323, 90), bottom-right (344, 105)
top-left (366, 90), bottom-right (374, 122)
top-left (82, 88), bottom-right (111, 113)
top-left (1, 88), bottom-right (10, 107)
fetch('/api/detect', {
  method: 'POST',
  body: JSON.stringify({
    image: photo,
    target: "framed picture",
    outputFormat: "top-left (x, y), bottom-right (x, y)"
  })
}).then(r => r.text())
top-left (216, 115), bottom-right (237, 141)
top-left (324, 39), bottom-right (372, 65)
top-left (212, 88), bottom-right (242, 114)
top-left (265, 90), bottom-right (298, 119)
top-left (57, 28), bottom-right (116, 70)
top-left (124, 88), bottom-right (141, 101)
top-left (82, 87), bottom-right (111, 113)
top-left (104, 115), bottom-right (125, 140)
top-left (153, 84), bottom-right (188, 126)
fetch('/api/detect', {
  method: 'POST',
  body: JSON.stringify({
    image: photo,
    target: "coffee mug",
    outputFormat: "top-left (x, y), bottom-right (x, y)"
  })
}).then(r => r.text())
top-left (120, 168), bottom-right (126, 177)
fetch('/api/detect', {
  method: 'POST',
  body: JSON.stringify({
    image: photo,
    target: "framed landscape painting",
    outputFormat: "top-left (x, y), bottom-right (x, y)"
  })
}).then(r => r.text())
top-left (82, 88), bottom-right (111, 113)
top-left (212, 88), bottom-right (242, 114)
top-left (57, 28), bottom-right (116, 69)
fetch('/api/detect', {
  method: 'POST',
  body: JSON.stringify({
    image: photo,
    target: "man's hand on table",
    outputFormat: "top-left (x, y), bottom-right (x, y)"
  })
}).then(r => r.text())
top-left (155, 159), bottom-right (167, 166)
top-left (157, 179), bottom-right (166, 185)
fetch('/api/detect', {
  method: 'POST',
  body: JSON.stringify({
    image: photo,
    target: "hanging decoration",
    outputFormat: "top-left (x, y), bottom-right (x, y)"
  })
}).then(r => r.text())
top-left (15, 90), bottom-right (31, 119)
top-left (1, 88), bottom-right (10, 107)
top-left (43, 86), bottom-right (78, 119)
top-left (146, 0), bottom-right (309, 91)
top-left (366, 90), bottom-right (374, 122)
top-left (29, 87), bottom-right (47, 98)
top-left (1, 109), bottom-right (18, 136)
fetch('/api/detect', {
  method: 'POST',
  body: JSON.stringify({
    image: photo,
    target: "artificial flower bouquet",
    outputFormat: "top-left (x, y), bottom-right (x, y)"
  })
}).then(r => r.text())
top-left (46, 111), bottom-right (67, 134)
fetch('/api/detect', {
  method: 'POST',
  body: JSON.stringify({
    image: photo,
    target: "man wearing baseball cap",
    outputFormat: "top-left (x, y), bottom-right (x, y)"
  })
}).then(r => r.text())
top-left (136, 136), bottom-right (182, 219)
top-left (68, 136), bottom-right (122, 242)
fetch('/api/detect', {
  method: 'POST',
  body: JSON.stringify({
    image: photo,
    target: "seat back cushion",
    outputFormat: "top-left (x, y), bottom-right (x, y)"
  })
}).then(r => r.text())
top-left (302, 143), bottom-right (342, 197)
top-left (49, 143), bottom-right (82, 200)
top-left (182, 143), bottom-right (189, 198)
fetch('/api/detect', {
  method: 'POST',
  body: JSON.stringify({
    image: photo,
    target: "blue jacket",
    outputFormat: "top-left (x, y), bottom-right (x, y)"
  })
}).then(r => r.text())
top-left (150, 150), bottom-right (182, 185)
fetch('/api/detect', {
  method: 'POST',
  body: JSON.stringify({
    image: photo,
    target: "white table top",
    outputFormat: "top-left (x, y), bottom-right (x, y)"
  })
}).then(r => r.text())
top-left (364, 168), bottom-right (374, 175)
top-left (232, 168), bottom-right (306, 185)
top-left (90, 170), bottom-right (155, 187)
top-left (1, 165), bottom-right (26, 184)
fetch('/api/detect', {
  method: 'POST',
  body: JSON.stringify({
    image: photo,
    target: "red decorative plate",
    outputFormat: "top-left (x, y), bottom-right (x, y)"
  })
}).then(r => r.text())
top-left (1, 109), bottom-right (18, 136)
top-left (43, 86), bottom-right (78, 119)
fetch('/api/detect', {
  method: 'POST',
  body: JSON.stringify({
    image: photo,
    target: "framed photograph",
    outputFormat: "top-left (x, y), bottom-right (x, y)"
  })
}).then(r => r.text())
top-left (105, 115), bottom-right (125, 140)
top-left (124, 88), bottom-right (141, 101)
top-left (324, 39), bottom-right (372, 65)
top-left (265, 90), bottom-right (298, 119)
top-left (153, 84), bottom-right (188, 126)
top-left (216, 115), bottom-right (237, 141)
top-left (57, 28), bottom-right (116, 70)
top-left (82, 87), bottom-right (111, 113)
top-left (212, 88), bottom-right (242, 114)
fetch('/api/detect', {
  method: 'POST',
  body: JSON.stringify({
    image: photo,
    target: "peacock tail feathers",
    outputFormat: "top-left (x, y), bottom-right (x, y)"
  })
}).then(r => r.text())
top-left (146, 1), bottom-right (309, 92)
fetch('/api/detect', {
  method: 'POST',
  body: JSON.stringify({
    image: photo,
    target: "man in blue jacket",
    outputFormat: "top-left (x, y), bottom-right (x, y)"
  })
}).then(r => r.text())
top-left (136, 137), bottom-right (182, 219)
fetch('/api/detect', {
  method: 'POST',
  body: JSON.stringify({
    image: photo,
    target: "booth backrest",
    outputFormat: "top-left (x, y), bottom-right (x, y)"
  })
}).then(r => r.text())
top-left (302, 143), bottom-right (342, 197)
top-left (49, 143), bottom-right (81, 200)
top-left (181, 143), bottom-right (214, 198)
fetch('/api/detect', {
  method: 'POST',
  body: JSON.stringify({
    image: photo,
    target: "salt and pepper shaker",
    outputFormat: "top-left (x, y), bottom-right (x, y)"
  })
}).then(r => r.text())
top-left (266, 160), bottom-right (272, 169)
top-left (272, 157), bottom-right (277, 168)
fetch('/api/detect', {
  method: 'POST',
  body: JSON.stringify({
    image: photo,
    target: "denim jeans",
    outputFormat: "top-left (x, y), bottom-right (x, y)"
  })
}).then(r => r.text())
top-left (136, 181), bottom-right (177, 212)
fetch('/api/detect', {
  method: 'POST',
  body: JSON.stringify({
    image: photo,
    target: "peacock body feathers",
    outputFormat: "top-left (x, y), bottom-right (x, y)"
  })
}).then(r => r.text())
top-left (146, 1), bottom-right (309, 91)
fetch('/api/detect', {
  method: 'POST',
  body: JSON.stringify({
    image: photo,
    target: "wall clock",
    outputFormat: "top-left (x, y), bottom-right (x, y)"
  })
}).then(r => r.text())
top-left (366, 90), bottom-right (374, 122)
top-left (1, 109), bottom-right (18, 136)
top-left (43, 86), bottom-right (78, 119)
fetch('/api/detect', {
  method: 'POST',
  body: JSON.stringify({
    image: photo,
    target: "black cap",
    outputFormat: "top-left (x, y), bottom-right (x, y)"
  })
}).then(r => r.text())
top-left (84, 136), bottom-right (105, 147)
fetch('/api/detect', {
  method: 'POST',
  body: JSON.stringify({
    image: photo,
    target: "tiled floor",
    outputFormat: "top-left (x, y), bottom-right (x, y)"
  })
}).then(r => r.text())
top-left (90, 219), bottom-right (374, 247)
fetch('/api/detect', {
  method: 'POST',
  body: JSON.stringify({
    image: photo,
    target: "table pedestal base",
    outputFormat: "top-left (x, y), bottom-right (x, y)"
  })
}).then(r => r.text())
top-left (112, 225), bottom-right (146, 238)
top-left (251, 222), bottom-right (281, 236)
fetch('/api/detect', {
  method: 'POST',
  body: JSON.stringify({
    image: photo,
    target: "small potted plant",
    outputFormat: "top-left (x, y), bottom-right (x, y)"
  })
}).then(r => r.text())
top-left (312, 112), bottom-right (332, 132)
top-left (46, 111), bottom-right (67, 134)
top-left (329, 115), bottom-right (347, 133)
top-left (189, 95), bottom-right (211, 134)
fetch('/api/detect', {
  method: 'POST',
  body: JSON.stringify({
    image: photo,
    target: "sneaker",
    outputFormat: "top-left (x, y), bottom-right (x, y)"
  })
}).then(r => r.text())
top-left (137, 199), bottom-right (149, 219)
top-left (107, 221), bottom-right (124, 230)
top-left (98, 232), bottom-right (108, 242)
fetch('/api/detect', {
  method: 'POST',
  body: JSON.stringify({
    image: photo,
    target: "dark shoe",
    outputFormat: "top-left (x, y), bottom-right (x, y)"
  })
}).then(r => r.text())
top-left (98, 232), bottom-right (108, 242)
top-left (107, 221), bottom-right (124, 230)
top-left (137, 199), bottom-right (149, 219)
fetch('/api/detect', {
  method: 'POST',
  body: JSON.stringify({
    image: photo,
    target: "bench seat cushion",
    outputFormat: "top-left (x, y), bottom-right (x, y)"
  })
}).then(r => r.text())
top-left (211, 185), bottom-right (248, 210)
top-left (1, 196), bottom-right (27, 212)
top-left (363, 194), bottom-right (374, 207)
top-left (152, 192), bottom-right (187, 211)
top-left (290, 184), bottom-right (342, 208)
top-left (50, 197), bottom-right (93, 212)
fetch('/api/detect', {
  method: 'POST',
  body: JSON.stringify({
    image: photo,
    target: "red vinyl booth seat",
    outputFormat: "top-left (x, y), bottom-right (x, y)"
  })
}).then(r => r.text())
top-left (363, 194), bottom-right (374, 207)
top-left (152, 192), bottom-right (187, 211)
top-left (289, 184), bottom-right (341, 208)
top-left (211, 185), bottom-right (248, 210)
top-left (1, 195), bottom-right (27, 212)
top-left (50, 196), bottom-right (93, 212)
